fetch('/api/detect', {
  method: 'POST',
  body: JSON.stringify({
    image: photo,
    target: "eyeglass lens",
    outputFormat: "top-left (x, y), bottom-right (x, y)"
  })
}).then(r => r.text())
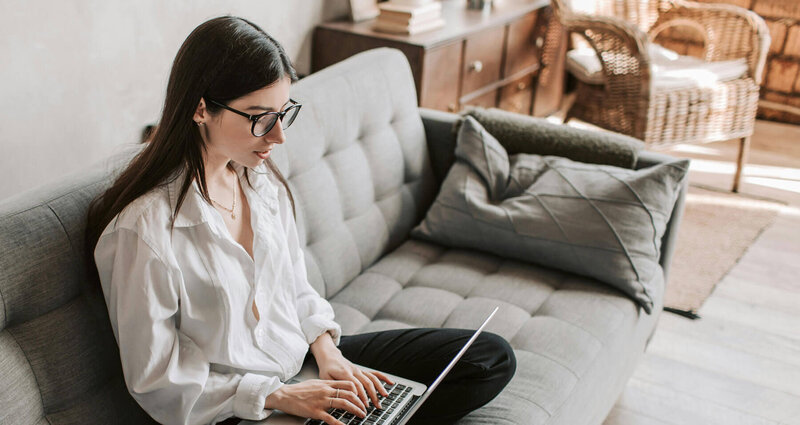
top-left (253, 106), bottom-right (300, 136)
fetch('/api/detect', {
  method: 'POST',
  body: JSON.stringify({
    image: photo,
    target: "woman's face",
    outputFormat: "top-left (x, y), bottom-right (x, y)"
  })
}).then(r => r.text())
top-left (197, 76), bottom-right (292, 169)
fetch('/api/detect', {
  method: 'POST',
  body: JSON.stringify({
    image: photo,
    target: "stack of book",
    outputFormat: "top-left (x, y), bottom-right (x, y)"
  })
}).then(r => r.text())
top-left (373, 0), bottom-right (445, 35)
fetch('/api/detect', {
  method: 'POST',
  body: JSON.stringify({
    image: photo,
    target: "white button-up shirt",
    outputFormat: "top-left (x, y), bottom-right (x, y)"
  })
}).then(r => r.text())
top-left (94, 162), bottom-right (341, 425)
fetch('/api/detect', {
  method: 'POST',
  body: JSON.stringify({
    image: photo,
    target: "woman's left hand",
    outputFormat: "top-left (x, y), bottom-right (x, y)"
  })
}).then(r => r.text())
top-left (318, 350), bottom-right (393, 410)
top-left (311, 333), bottom-right (393, 410)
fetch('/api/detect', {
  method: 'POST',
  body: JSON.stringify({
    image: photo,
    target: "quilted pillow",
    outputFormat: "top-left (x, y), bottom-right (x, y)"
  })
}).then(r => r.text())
top-left (411, 116), bottom-right (689, 313)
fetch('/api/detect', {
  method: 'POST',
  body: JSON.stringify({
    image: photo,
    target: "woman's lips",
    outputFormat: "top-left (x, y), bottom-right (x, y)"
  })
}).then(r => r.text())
top-left (255, 150), bottom-right (271, 159)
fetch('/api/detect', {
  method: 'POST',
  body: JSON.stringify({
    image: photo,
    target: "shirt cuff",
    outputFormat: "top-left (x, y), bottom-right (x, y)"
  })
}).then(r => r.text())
top-left (233, 373), bottom-right (283, 421)
top-left (301, 315), bottom-right (342, 346)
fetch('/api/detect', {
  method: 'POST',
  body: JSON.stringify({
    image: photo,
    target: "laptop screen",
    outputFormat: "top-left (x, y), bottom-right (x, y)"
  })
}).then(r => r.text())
top-left (395, 306), bottom-right (499, 425)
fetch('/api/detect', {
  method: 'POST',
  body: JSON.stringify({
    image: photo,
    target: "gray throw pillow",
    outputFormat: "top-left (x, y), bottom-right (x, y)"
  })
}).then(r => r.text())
top-left (411, 116), bottom-right (689, 313)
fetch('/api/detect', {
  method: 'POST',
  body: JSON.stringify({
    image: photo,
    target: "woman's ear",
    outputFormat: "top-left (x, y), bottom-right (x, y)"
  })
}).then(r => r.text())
top-left (193, 98), bottom-right (208, 124)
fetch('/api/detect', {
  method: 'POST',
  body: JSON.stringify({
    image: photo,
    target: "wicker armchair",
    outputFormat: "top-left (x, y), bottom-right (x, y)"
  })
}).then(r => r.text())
top-left (552, 0), bottom-right (770, 192)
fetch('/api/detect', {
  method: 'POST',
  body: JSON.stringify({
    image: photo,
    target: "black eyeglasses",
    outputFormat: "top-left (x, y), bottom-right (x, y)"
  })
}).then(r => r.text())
top-left (205, 98), bottom-right (302, 137)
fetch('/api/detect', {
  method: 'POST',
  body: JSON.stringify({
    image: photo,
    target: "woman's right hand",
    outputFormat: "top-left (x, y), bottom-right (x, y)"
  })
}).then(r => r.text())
top-left (264, 379), bottom-right (367, 425)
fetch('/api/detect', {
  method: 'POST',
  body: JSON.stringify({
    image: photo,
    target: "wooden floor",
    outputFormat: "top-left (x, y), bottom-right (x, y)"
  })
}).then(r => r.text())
top-left (600, 120), bottom-right (800, 425)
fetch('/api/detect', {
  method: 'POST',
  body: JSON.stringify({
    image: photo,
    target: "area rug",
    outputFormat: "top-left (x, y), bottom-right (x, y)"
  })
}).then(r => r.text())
top-left (664, 184), bottom-right (784, 316)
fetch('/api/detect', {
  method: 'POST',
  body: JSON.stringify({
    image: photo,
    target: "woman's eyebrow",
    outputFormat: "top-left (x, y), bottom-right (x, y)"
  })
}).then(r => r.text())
top-left (246, 105), bottom-right (276, 112)
top-left (246, 100), bottom-right (291, 112)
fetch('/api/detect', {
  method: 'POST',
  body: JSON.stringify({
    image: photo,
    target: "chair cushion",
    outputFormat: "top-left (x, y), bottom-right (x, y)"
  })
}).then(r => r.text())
top-left (409, 117), bottom-right (688, 313)
top-left (328, 237), bottom-right (663, 423)
top-left (566, 44), bottom-right (749, 90)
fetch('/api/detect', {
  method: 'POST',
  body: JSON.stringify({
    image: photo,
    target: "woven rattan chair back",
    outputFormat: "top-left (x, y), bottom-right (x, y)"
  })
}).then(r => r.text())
top-left (552, 0), bottom-right (770, 192)
top-left (558, 0), bottom-right (667, 32)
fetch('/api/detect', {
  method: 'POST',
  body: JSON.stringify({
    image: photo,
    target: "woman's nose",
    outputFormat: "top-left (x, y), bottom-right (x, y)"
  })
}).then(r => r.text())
top-left (265, 122), bottom-right (286, 144)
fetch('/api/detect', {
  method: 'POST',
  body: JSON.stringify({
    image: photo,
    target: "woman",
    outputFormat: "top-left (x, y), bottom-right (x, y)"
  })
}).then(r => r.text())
top-left (86, 16), bottom-right (515, 425)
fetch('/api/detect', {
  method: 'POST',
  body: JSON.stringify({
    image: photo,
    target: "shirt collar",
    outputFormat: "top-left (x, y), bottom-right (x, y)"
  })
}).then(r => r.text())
top-left (167, 169), bottom-right (208, 228)
top-left (167, 162), bottom-right (277, 228)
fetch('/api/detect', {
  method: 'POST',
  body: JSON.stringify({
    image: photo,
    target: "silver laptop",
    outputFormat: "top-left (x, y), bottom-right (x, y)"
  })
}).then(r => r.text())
top-left (240, 306), bottom-right (499, 425)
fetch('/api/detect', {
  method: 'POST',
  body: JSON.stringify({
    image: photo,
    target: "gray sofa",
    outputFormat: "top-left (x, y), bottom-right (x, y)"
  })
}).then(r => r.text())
top-left (0, 48), bottom-right (686, 425)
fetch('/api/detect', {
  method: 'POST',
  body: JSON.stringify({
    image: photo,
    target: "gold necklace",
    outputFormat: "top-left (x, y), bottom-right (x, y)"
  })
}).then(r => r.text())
top-left (211, 169), bottom-right (237, 220)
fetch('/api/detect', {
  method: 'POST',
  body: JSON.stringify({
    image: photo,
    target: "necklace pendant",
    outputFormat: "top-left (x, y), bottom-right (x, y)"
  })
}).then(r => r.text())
top-left (231, 212), bottom-right (236, 220)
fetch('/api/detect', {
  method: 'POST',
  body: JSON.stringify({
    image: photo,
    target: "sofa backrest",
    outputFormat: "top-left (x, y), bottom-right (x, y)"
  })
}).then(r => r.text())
top-left (0, 47), bottom-right (433, 424)
top-left (276, 48), bottom-right (436, 298)
top-left (0, 161), bottom-right (156, 424)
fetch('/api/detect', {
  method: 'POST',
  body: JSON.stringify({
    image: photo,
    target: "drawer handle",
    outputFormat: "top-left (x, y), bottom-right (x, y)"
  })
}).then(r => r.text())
top-left (469, 60), bottom-right (484, 73)
top-left (536, 37), bottom-right (544, 48)
top-left (517, 82), bottom-right (527, 91)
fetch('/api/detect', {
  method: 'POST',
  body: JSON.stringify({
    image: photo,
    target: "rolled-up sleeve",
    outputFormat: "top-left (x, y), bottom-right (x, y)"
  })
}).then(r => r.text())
top-left (277, 185), bottom-right (342, 346)
top-left (95, 227), bottom-right (281, 425)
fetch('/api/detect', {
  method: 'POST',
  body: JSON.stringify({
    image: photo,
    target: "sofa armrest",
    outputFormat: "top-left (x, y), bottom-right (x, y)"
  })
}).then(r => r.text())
top-left (420, 107), bottom-right (460, 188)
top-left (421, 106), bottom-right (644, 176)
top-left (636, 151), bottom-right (690, 284)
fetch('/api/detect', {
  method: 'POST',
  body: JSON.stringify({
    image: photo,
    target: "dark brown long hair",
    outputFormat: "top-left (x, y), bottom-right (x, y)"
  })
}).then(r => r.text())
top-left (85, 16), bottom-right (298, 275)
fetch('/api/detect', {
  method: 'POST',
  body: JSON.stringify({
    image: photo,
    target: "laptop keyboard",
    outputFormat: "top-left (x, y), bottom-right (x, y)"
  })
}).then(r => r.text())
top-left (305, 382), bottom-right (413, 425)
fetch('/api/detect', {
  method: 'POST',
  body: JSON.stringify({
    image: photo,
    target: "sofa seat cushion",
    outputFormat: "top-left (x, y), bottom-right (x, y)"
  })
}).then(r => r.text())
top-left (328, 238), bottom-right (663, 423)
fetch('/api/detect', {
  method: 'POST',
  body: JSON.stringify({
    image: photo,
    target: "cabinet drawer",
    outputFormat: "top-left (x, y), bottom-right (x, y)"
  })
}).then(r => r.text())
top-left (505, 11), bottom-right (541, 77)
top-left (498, 74), bottom-right (534, 115)
top-left (461, 26), bottom-right (505, 96)
top-left (420, 42), bottom-right (462, 112)
top-left (461, 89), bottom-right (499, 111)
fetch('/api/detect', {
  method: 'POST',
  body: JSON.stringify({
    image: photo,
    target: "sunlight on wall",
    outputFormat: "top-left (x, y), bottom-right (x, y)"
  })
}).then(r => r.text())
top-left (0, 0), bottom-right (349, 201)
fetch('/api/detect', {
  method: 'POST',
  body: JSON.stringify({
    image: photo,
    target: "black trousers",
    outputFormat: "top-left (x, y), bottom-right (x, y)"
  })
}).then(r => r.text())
top-left (335, 328), bottom-right (517, 425)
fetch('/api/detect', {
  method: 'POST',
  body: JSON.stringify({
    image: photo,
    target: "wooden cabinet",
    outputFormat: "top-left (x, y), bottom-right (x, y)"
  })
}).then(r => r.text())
top-left (461, 26), bottom-right (505, 96)
top-left (312, 0), bottom-right (566, 117)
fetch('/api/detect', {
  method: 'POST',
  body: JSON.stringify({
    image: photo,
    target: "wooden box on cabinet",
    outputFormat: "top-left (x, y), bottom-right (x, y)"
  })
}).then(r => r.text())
top-left (312, 0), bottom-right (565, 117)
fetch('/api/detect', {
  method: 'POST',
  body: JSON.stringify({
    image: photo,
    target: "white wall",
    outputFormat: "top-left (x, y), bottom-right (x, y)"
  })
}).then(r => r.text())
top-left (0, 0), bottom-right (349, 201)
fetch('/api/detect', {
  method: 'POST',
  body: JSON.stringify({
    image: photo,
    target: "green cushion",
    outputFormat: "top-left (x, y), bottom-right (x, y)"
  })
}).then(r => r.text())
top-left (459, 107), bottom-right (643, 169)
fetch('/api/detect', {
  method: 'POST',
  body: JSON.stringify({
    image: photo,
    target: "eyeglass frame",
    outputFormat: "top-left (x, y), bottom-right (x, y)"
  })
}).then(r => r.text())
top-left (205, 97), bottom-right (302, 137)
